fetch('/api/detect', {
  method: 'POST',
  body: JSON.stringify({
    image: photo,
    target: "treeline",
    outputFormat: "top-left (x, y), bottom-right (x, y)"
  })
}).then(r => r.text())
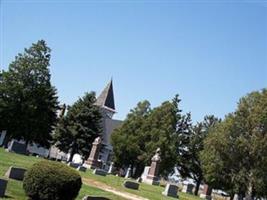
top-left (111, 89), bottom-right (267, 198)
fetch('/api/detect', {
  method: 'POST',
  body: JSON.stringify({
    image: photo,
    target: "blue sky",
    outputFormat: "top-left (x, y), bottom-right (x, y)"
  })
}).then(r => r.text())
top-left (1, 0), bottom-right (266, 122)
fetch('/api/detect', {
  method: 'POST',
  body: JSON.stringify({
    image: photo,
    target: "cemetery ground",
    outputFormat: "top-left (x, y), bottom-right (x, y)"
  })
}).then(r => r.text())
top-left (0, 148), bottom-right (202, 200)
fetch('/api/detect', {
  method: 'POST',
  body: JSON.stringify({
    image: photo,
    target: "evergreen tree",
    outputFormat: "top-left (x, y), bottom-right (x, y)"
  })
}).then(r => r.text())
top-left (111, 100), bottom-right (151, 176)
top-left (0, 40), bottom-right (59, 147)
top-left (111, 95), bottom-right (190, 177)
top-left (177, 115), bottom-right (220, 195)
top-left (54, 92), bottom-right (102, 162)
top-left (142, 99), bottom-right (179, 176)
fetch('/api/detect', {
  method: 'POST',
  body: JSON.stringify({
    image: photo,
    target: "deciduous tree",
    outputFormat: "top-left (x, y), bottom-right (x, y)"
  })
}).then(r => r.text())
top-left (201, 89), bottom-right (267, 199)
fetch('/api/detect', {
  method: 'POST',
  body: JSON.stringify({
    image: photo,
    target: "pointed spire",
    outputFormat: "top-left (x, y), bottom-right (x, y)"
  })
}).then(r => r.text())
top-left (96, 79), bottom-right (115, 111)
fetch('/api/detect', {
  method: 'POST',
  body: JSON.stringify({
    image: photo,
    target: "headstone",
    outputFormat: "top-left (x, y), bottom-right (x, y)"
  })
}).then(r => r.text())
top-left (107, 162), bottom-right (114, 174)
top-left (132, 167), bottom-right (136, 176)
top-left (143, 148), bottom-right (161, 185)
top-left (162, 183), bottom-right (179, 198)
top-left (123, 180), bottom-right (139, 190)
top-left (234, 194), bottom-right (243, 200)
top-left (5, 166), bottom-right (27, 181)
top-left (200, 184), bottom-right (212, 200)
top-left (125, 165), bottom-right (132, 179)
top-left (141, 166), bottom-right (150, 180)
top-left (68, 162), bottom-right (80, 169)
top-left (82, 196), bottom-right (110, 200)
top-left (7, 140), bottom-right (28, 155)
top-left (119, 168), bottom-right (125, 177)
top-left (77, 166), bottom-right (87, 172)
top-left (93, 169), bottom-right (107, 176)
top-left (86, 137), bottom-right (102, 169)
top-left (0, 179), bottom-right (8, 197)
top-left (182, 184), bottom-right (194, 194)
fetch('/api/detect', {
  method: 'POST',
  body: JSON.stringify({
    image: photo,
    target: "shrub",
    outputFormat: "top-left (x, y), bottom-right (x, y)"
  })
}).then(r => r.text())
top-left (23, 160), bottom-right (82, 200)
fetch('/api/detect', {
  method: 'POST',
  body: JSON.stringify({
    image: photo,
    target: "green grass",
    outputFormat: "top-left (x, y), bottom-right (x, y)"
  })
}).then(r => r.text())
top-left (0, 147), bottom-right (202, 200)
top-left (0, 148), bottom-right (124, 200)
top-left (81, 170), bottom-right (202, 200)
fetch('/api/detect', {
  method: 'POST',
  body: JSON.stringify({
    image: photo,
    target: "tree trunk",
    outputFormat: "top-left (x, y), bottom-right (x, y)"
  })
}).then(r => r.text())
top-left (68, 149), bottom-right (75, 162)
top-left (230, 193), bottom-right (234, 200)
top-left (194, 178), bottom-right (201, 196)
top-left (2, 133), bottom-right (10, 148)
top-left (25, 140), bottom-right (30, 154)
top-left (133, 163), bottom-right (144, 178)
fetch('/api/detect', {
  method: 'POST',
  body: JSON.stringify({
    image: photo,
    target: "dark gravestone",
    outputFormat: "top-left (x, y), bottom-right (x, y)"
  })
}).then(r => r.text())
top-left (93, 169), bottom-right (107, 176)
top-left (0, 179), bottom-right (8, 197)
top-left (123, 180), bottom-right (139, 190)
top-left (8, 140), bottom-right (28, 155)
top-left (182, 184), bottom-right (194, 194)
top-left (68, 162), bottom-right (80, 169)
top-left (5, 166), bottom-right (27, 181)
top-left (162, 183), bottom-right (178, 198)
top-left (82, 196), bottom-right (110, 200)
top-left (77, 166), bottom-right (87, 172)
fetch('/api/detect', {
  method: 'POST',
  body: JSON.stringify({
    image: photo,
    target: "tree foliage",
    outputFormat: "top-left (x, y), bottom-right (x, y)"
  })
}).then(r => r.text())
top-left (201, 89), bottom-right (267, 198)
top-left (0, 40), bottom-right (59, 147)
top-left (111, 100), bottom-right (151, 176)
top-left (54, 92), bottom-right (102, 161)
top-left (177, 115), bottom-right (220, 195)
top-left (111, 95), bottom-right (191, 177)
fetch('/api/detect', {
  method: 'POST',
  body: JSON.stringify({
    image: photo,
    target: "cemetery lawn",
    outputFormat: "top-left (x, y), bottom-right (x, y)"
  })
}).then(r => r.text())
top-left (0, 148), bottom-right (202, 200)
top-left (81, 171), bottom-right (202, 200)
top-left (0, 148), bottom-right (125, 200)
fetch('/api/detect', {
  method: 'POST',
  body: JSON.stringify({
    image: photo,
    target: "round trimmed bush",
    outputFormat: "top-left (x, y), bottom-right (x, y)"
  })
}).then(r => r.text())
top-left (23, 160), bottom-right (82, 200)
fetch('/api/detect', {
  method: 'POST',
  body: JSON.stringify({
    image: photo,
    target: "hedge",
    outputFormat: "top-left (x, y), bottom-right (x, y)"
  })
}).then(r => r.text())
top-left (23, 160), bottom-right (82, 200)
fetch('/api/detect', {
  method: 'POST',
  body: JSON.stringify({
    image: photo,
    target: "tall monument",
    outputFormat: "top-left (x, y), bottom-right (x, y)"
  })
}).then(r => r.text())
top-left (86, 137), bottom-right (102, 169)
top-left (143, 148), bottom-right (161, 185)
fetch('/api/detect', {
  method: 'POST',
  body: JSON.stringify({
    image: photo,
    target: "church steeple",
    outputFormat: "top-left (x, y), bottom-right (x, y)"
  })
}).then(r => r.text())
top-left (96, 79), bottom-right (115, 112)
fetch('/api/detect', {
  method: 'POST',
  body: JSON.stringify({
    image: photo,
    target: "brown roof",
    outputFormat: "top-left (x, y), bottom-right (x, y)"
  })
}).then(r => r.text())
top-left (96, 80), bottom-right (115, 111)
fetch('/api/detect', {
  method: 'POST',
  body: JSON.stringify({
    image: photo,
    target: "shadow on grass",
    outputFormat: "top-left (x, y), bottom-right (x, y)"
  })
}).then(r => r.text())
top-left (1, 195), bottom-right (14, 199)
top-left (84, 197), bottom-right (111, 200)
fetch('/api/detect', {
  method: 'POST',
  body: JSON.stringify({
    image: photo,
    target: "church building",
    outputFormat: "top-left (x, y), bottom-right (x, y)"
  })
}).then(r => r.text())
top-left (53, 79), bottom-right (123, 165)
top-left (94, 80), bottom-right (123, 164)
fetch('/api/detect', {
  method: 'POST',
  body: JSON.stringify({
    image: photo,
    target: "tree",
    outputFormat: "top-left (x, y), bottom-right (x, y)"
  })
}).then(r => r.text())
top-left (111, 100), bottom-right (151, 176)
top-left (111, 95), bottom-right (191, 177)
top-left (54, 92), bottom-right (102, 162)
top-left (141, 100), bottom-right (179, 176)
top-left (201, 89), bottom-right (267, 199)
top-left (0, 40), bottom-right (59, 147)
top-left (177, 115), bottom-right (220, 195)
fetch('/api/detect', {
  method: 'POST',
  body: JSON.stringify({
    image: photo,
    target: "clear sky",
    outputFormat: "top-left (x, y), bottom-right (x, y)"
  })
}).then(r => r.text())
top-left (0, 0), bottom-right (266, 122)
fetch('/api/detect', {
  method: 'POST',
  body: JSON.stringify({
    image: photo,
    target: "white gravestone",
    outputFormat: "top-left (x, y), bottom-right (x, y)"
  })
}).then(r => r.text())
top-left (125, 165), bottom-right (132, 179)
